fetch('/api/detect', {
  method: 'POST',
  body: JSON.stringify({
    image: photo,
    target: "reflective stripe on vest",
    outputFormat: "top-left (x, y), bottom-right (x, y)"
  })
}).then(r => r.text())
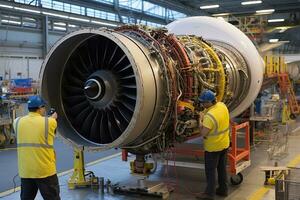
top-left (16, 116), bottom-right (53, 149)
top-left (205, 112), bottom-right (229, 137)
top-left (15, 117), bottom-right (22, 136)
top-left (17, 143), bottom-right (53, 148)
top-left (45, 117), bottom-right (48, 145)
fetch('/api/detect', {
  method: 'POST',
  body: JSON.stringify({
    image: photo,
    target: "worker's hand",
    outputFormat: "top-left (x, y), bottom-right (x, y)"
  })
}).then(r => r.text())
top-left (51, 112), bottom-right (58, 119)
top-left (198, 112), bottom-right (204, 123)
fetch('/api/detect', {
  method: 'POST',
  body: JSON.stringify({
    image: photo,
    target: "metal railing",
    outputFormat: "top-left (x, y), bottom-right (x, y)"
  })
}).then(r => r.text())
top-left (276, 168), bottom-right (300, 200)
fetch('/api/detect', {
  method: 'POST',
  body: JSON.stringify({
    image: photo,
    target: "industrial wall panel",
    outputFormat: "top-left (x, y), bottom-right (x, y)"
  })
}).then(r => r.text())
top-left (0, 57), bottom-right (43, 80)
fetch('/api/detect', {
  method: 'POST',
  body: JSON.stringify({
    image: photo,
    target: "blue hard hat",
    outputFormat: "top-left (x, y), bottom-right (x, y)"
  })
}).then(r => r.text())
top-left (28, 95), bottom-right (46, 109)
top-left (198, 90), bottom-right (216, 103)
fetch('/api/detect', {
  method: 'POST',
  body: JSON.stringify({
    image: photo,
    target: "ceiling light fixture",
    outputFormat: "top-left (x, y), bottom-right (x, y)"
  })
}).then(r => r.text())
top-left (42, 12), bottom-right (68, 19)
top-left (53, 26), bottom-right (66, 31)
top-left (279, 28), bottom-right (287, 33)
top-left (268, 19), bottom-right (285, 22)
top-left (256, 9), bottom-right (275, 14)
top-left (91, 20), bottom-right (118, 27)
top-left (0, 4), bottom-right (13, 9)
top-left (212, 13), bottom-right (230, 17)
top-left (269, 39), bottom-right (279, 43)
top-left (68, 24), bottom-right (78, 28)
top-left (69, 17), bottom-right (89, 22)
top-left (241, 1), bottom-right (262, 5)
top-left (274, 26), bottom-right (291, 33)
top-left (24, 17), bottom-right (36, 22)
top-left (1, 19), bottom-right (21, 25)
top-left (53, 22), bottom-right (66, 26)
top-left (14, 7), bottom-right (41, 14)
top-left (200, 4), bottom-right (219, 9)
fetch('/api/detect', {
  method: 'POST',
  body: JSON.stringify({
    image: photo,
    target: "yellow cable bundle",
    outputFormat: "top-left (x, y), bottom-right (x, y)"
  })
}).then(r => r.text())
top-left (198, 40), bottom-right (226, 101)
top-left (178, 36), bottom-right (226, 101)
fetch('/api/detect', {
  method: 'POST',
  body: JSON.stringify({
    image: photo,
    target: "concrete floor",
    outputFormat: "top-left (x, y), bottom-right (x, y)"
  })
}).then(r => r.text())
top-left (0, 139), bottom-right (120, 193)
top-left (1, 121), bottom-right (300, 200)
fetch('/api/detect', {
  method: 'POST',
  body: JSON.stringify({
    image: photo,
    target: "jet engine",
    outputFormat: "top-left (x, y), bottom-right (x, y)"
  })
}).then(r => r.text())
top-left (40, 17), bottom-right (264, 154)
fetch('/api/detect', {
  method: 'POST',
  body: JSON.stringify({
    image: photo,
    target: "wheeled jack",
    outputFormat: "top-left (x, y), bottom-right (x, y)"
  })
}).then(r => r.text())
top-left (68, 147), bottom-right (99, 189)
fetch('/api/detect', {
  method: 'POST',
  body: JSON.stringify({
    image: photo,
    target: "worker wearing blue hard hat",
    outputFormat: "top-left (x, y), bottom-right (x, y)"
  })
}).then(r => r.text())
top-left (13, 95), bottom-right (60, 200)
top-left (198, 90), bottom-right (216, 103)
top-left (196, 90), bottom-right (230, 200)
top-left (27, 95), bottom-right (46, 109)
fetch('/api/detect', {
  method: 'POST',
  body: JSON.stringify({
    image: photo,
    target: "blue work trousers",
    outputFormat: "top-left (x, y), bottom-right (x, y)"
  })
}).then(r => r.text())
top-left (20, 174), bottom-right (60, 200)
top-left (204, 148), bottom-right (228, 196)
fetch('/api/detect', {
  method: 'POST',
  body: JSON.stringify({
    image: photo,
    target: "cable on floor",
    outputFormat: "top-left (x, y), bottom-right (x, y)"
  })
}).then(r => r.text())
top-left (162, 149), bottom-right (203, 199)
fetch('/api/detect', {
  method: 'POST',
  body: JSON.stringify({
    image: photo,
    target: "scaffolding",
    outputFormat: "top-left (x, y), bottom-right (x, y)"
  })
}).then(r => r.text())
top-left (228, 15), bottom-right (267, 44)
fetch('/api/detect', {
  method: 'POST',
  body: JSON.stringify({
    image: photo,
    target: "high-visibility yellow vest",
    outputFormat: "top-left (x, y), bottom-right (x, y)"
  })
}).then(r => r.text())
top-left (202, 102), bottom-right (230, 152)
top-left (13, 112), bottom-right (57, 178)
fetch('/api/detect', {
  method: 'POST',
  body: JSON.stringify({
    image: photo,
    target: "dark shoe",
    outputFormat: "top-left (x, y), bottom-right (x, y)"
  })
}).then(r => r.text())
top-left (195, 193), bottom-right (214, 200)
top-left (216, 188), bottom-right (228, 197)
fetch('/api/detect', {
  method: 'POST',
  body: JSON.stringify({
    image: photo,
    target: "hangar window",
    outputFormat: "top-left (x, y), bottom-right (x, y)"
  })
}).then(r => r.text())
top-left (119, 0), bottom-right (142, 12)
top-left (63, 3), bottom-right (71, 12)
top-left (105, 12), bottom-right (118, 21)
top-left (87, 8), bottom-right (95, 17)
top-left (93, 0), bottom-right (114, 4)
top-left (137, 20), bottom-right (147, 25)
top-left (40, 0), bottom-right (52, 9)
top-left (87, 9), bottom-right (118, 22)
top-left (122, 16), bottom-right (136, 24)
top-left (147, 21), bottom-right (163, 27)
top-left (52, 1), bottom-right (63, 11)
top-left (23, 17), bottom-right (38, 28)
top-left (14, 0), bottom-right (35, 4)
top-left (167, 9), bottom-right (187, 20)
top-left (143, 1), bottom-right (165, 18)
top-left (70, 5), bottom-right (84, 15)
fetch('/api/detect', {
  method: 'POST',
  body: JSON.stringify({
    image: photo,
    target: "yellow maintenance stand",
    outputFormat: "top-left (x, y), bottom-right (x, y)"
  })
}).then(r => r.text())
top-left (68, 147), bottom-right (99, 189)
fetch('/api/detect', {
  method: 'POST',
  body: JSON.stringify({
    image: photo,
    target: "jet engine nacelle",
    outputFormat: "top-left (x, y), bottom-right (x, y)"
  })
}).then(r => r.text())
top-left (40, 17), bottom-right (264, 153)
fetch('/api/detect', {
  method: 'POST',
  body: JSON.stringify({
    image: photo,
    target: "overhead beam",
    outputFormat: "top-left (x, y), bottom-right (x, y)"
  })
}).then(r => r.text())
top-left (42, 15), bottom-right (49, 58)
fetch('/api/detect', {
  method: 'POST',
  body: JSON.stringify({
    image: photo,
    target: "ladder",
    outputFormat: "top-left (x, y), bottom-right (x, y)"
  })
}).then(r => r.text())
top-left (278, 73), bottom-right (300, 115)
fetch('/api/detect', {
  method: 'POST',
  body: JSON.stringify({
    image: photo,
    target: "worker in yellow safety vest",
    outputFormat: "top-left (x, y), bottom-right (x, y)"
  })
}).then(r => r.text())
top-left (196, 90), bottom-right (230, 200)
top-left (13, 95), bottom-right (60, 200)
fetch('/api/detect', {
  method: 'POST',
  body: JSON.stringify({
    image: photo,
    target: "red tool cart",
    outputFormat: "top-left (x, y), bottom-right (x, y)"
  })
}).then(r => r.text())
top-left (168, 121), bottom-right (251, 185)
top-left (122, 121), bottom-right (251, 185)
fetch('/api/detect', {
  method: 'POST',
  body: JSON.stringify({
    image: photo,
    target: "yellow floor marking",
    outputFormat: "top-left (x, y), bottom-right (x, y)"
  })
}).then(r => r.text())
top-left (0, 148), bottom-right (17, 152)
top-left (0, 187), bottom-right (21, 198)
top-left (287, 154), bottom-right (300, 168)
top-left (248, 186), bottom-right (271, 200)
top-left (0, 152), bottom-right (121, 198)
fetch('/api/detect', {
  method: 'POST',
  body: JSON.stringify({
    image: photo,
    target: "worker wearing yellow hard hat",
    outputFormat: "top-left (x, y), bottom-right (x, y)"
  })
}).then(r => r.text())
top-left (196, 90), bottom-right (230, 200)
top-left (13, 95), bottom-right (60, 200)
